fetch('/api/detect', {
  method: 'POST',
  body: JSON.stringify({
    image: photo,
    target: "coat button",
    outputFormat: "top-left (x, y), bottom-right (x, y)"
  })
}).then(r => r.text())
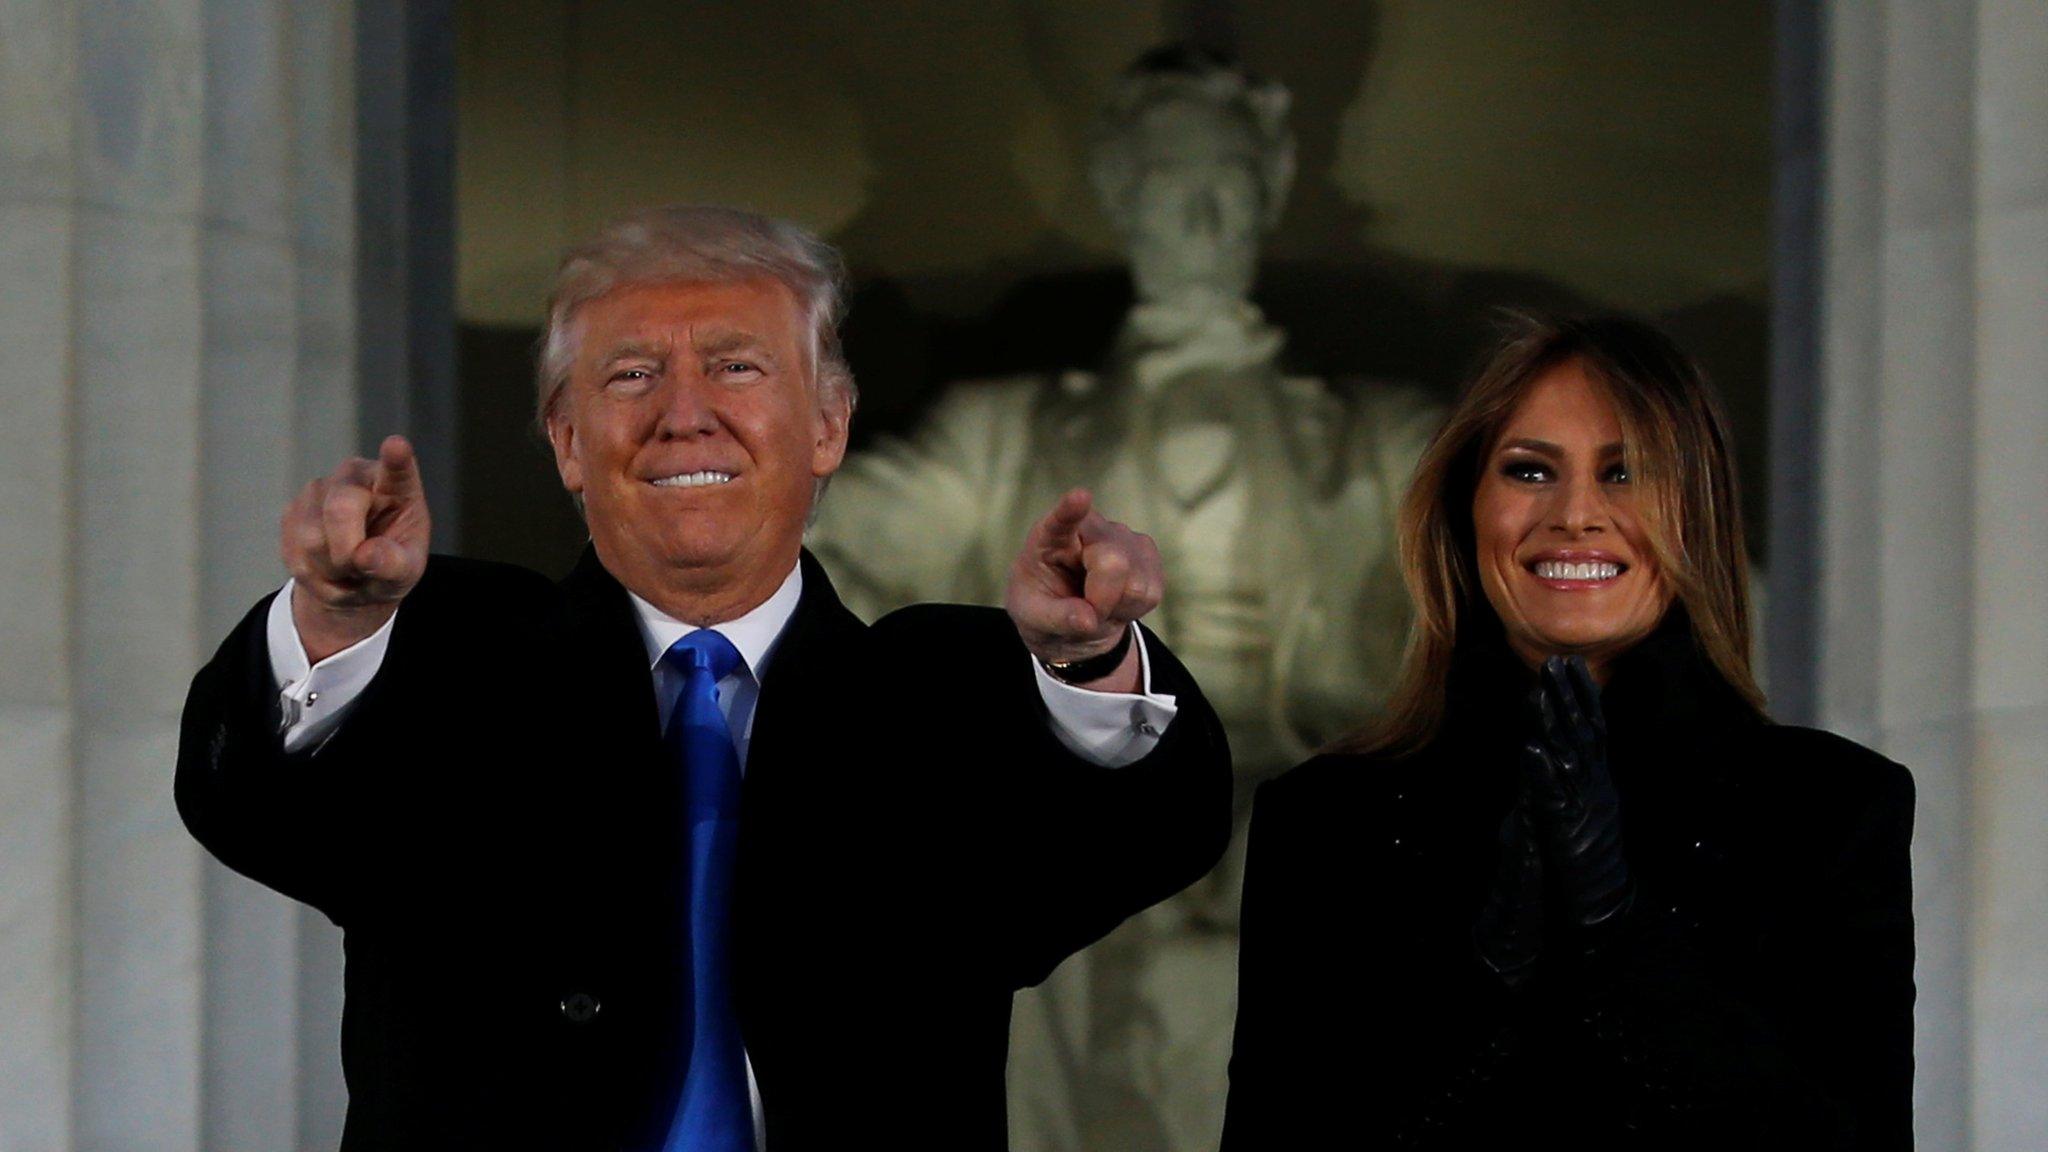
top-left (560, 992), bottom-right (601, 1023)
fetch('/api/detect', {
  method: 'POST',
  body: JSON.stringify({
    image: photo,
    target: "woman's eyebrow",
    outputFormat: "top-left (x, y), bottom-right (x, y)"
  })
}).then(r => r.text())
top-left (1498, 438), bottom-right (1627, 456)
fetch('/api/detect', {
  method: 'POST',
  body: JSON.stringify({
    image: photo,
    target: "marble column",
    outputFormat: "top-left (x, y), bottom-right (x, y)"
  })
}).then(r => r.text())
top-left (1812, 2), bottom-right (2048, 1149)
top-left (0, 2), bottom-right (360, 1149)
top-left (1963, 6), bottom-right (2048, 1148)
top-left (0, 3), bottom-right (84, 1148)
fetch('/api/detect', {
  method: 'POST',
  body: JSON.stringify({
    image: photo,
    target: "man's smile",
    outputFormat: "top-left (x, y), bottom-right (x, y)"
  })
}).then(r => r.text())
top-left (649, 470), bottom-right (737, 489)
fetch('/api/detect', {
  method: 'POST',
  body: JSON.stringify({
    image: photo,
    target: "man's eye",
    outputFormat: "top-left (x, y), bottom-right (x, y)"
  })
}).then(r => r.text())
top-left (609, 368), bottom-right (653, 384)
top-left (719, 361), bottom-right (760, 375)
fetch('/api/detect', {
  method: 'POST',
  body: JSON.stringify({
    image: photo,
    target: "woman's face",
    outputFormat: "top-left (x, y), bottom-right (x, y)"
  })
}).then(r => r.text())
top-left (1471, 359), bottom-right (1673, 678)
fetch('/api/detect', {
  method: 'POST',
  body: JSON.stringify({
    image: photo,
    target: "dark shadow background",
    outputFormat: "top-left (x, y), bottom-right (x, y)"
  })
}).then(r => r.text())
top-left (455, 0), bottom-right (1769, 578)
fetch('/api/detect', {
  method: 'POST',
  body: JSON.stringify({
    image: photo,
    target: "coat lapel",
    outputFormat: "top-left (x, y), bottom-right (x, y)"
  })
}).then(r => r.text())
top-left (745, 549), bottom-right (868, 783)
top-left (560, 545), bottom-right (665, 747)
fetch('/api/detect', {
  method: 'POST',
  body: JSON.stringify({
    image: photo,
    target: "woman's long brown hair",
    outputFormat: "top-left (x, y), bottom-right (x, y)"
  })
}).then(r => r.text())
top-left (1334, 312), bottom-right (1767, 758)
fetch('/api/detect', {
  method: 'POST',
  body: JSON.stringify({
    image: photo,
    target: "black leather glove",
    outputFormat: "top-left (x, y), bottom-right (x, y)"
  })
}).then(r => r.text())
top-left (1472, 801), bottom-right (1545, 988)
top-left (1524, 655), bottom-right (1633, 935)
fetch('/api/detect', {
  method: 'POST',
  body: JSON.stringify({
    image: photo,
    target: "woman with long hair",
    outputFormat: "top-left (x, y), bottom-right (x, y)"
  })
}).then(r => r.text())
top-left (1220, 313), bottom-right (1914, 1149)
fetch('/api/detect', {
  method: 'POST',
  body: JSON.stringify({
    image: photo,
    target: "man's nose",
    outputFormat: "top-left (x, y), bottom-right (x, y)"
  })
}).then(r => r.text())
top-left (1184, 189), bottom-right (1223, 236)
top-left (655, 374), bottom-right (720, 438)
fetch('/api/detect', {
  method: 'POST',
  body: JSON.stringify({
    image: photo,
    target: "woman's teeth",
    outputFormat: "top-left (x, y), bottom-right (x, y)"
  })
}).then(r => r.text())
top-left (1534, 560), bottom-right (1621, 581)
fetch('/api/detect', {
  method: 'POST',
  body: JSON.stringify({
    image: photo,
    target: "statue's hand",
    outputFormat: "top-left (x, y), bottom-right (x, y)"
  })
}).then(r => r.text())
top-left (1004, 488), bottom-right (1161, 693)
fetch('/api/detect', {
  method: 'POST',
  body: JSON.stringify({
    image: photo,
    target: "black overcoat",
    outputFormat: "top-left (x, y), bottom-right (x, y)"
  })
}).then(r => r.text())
top-left (177, 548), bottom-right (1232, 1150)
top-left (1221, 619), bottom-right (1914, 1150)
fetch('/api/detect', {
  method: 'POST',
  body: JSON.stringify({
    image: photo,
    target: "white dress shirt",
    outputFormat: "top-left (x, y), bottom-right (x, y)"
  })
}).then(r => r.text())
top-left (262, 561), bottom-right (1180, 1147)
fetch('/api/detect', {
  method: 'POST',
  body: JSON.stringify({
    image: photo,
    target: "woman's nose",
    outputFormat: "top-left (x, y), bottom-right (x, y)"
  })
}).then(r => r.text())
top-left (1549, 475), bottom-right (1609, 534)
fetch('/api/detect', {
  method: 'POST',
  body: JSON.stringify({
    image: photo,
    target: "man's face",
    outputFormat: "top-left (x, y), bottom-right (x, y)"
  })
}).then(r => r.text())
top-left (547, 277), bottom-right (850, 616)
top-left (1121, 100), bottom-right (1265, 308)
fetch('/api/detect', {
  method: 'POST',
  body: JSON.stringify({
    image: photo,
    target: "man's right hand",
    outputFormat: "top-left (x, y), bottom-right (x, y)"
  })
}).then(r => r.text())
top-left (282, 434), bottom-right (430, 663)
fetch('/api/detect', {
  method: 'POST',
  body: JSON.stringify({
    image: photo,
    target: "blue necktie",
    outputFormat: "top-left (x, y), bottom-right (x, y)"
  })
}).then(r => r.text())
top-left (659, 629), bottom-right (754, 1152)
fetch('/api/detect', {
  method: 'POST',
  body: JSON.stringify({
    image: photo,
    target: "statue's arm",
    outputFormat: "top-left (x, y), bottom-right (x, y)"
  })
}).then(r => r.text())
top-left (809, 380), bottom-right (1037, 617)
top-left (1361, 382), bottom-right (1447, 501)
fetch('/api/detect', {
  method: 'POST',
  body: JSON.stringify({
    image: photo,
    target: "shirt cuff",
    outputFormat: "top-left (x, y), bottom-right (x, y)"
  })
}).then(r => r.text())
top-left (266, 579), bottom-right (397, 753)
top-left (1032, 627), bottom-right (1180, 768)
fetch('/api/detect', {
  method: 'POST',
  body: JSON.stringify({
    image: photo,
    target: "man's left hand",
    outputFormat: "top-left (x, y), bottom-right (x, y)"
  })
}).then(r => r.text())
top-left (1005, 488), bottom-right (1162, 693)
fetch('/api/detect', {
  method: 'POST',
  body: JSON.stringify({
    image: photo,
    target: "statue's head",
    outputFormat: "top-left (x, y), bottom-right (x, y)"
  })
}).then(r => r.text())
top-left (1088, 45), bottom-right (1296, 309)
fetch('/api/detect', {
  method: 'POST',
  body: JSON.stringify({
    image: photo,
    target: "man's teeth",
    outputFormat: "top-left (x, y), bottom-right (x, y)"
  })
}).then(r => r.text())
top-left (651, 471), bottom-right (734, 488)
top-left (1534, 560), bottom-right (1622, 581)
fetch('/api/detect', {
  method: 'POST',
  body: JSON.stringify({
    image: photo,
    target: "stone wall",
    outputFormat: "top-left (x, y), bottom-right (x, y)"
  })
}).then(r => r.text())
top-left (0, 2), bottom-right (358, 1148)
top-left (1812, 3), bottom-right (2048, 1148)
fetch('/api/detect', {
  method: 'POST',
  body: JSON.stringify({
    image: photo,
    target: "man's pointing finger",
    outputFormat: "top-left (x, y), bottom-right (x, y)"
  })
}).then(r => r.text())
top-left (373, 434), bottom-right (423, 499)
top-left (1037, 488), bottom-right (1094, 550)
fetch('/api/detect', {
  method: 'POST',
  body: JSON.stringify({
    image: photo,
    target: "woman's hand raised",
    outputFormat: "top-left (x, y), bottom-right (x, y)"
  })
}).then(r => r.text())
top-left (1525, 655), bottom-right (1634, 936)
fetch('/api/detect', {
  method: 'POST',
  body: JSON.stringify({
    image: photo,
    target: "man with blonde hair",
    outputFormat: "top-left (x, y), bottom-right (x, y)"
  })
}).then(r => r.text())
top-left (177, 206), bottom-right (1230, 1150)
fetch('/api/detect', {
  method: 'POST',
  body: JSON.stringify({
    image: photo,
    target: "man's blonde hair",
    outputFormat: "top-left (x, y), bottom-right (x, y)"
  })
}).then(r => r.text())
top-left (535, 205), bottom-right (857, 430)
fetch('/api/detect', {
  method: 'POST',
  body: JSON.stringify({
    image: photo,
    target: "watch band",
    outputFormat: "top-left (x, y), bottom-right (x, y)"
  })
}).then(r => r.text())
top-left (1039, 624), bottom-right (1135, 686)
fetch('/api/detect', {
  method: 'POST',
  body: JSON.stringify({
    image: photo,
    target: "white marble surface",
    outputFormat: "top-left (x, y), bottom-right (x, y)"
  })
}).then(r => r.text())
top-left (294, 251), bottom-right (359, 476)
top-left (200, 228), bottom-right (298, 634)
top-left (1971, 205), bottom-right (2047, 709)
top-left (1968, 10), bottom-right (2048, 1149)
top-left (0, 10), bottom-right (80, 1151)
top-left (72, 207), bottom-right (205, 713)
top-left (0, 5), bottom-right (361, 1148)
top-left (1972, 706), bottom-right (2048, 1150)
top-left (0, 706), bottom-right (75, 1152)
top-left (202, 862), bottom-right (305, 1152)
top-left (203, 0), bottom-right (292, 236)
top-left (74, 721), bottom-right (204, 1152)
top-left (0, 0), bottom-right (75, 201)
top-left (0, 203), bottom-right (73, 708)
top-left (74, 0), bottom-right (204, 215)
top-left (1977, 0), bottom-right (2048, 212)
top-left (1895, 717), bottom-right (1974, 1149)
top-left (1819, 4), bottom-right (2048, 1148)
top-left (72, 184), bottom-right (209, 1152)
top-left (294, 909), bottom-right (348, 1152)
top-left (290, 3), bottom-right (356, 261)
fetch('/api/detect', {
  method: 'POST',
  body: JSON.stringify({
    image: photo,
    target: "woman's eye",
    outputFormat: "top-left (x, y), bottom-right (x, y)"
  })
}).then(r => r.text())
top-left (1502, 460), bottom-right (1550, 483)
top-left (1601, 463), bottom-right (1632, 484)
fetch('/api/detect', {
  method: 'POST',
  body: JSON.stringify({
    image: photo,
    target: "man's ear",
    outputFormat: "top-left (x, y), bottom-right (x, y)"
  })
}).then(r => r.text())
top-left (546, 409), bottom-right (584, 494)
top-left (811, 386), bottom-right (852, 479)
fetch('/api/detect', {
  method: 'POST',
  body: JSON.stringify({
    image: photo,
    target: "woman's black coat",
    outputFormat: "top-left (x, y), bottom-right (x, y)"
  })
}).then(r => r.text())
top-left (1220, 621), bottom-right (1915, 1150)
